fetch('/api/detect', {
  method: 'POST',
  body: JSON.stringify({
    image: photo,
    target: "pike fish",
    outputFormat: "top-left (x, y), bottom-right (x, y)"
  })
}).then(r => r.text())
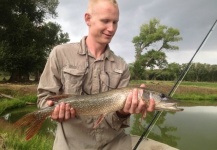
top-left (14, 87), bottom-right (183, 140)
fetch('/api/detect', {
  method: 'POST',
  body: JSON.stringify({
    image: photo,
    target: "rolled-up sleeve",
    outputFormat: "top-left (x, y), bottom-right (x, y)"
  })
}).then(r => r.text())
top-left (105, 112), bottom-right (130, 130)
top-left (37, 47), bottom-right (62, 108)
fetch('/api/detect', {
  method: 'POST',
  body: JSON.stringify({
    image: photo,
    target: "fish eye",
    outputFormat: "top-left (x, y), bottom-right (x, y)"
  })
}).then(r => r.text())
top-left (160, 93), bottom-right (168, 101)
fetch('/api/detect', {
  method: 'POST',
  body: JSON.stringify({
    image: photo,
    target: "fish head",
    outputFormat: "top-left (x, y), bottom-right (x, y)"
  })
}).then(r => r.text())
top-left (141, 90), bottom-right (184, 112)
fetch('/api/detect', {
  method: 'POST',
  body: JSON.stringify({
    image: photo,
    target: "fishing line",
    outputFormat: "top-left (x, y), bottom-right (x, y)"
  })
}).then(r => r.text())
top-left (133, 19), bottom-right (217, 150)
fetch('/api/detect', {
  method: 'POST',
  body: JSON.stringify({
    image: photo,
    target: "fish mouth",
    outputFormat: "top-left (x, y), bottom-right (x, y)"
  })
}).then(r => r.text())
top-left (156, 103), bottom-right (184, 111)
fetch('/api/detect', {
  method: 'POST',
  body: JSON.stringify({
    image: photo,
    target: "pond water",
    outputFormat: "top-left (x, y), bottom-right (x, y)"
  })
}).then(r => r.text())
top-left (128, 106), bottom-right (217, 150)
top-left (1, 106), bottom-right (217, 150)
top-left (168, 106), bottom-right (217, 150)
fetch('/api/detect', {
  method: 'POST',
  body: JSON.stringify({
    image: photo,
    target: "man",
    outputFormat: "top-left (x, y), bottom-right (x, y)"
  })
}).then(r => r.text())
top-left (37, 0), bottom-right (155, 149)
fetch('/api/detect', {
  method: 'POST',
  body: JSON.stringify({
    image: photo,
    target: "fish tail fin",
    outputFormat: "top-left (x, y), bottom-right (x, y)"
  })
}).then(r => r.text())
top-left (25, 118), bottom-right (44, 140)
top-left (14, 111), bottom-right (51, 140)
top-left (14, 112), bottom-right (36, 127)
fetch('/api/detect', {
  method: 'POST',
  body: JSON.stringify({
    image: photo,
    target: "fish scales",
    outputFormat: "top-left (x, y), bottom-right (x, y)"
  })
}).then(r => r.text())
top-left (55, 88), bottom-right (130, 115)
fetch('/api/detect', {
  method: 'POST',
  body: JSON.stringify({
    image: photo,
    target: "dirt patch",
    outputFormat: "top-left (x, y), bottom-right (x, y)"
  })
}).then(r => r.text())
top-left (0, 83), bottom-right (38, 96)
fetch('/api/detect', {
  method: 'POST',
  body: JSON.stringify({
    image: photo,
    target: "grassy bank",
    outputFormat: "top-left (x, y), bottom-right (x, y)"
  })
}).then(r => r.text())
top-left (130, 80), bottom-right (217, 105)
top-left (0, 84), bottom-right (37, 112)
top-left (0, 95), bottom-right (37, 115)
top-left (0, 119), bottom-right (53, 150)
top-left (0, 84), bottom-right (55, 150)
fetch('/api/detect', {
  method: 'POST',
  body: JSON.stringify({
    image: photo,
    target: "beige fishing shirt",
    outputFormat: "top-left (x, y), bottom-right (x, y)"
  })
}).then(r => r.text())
top-left (37, 36), bottom-right (132, 150)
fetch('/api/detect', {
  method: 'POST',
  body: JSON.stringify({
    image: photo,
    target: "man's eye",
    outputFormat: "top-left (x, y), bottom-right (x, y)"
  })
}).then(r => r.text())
top-left (113, 21), bottom-right (118, 25)
top-left (101, 20), bottom-right (109, 23)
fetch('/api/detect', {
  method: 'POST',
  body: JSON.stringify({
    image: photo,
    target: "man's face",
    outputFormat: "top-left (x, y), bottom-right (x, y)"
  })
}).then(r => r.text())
top-left (87, 2), bottom-right (119, 45)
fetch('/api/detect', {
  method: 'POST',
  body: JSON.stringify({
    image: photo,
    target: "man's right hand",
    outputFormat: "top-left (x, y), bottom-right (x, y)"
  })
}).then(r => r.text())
top-left (47, 101), bottom-right (76, 122)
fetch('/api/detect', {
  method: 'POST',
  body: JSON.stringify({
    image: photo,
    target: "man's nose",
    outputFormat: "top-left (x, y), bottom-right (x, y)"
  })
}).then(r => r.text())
top-left (107, 23), bottom-right (116, 32)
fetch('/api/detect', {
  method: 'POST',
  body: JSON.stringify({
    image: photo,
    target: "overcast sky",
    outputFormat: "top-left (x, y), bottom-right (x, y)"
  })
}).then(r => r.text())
top-left (50, 0), bottom-right (217, 65)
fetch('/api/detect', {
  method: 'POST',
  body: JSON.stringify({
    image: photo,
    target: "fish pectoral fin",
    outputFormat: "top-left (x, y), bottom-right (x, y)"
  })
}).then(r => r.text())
top-left (138, 89), bottom-right (144, 101)
top-left (142, 110), bottom-right (147, 120)
top-left (93, 114), bottom-right (105, 128)
top-left (138, 110), bottom-right (147, 124)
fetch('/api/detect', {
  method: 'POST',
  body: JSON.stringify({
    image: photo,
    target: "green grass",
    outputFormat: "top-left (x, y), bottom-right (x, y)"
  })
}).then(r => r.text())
top-left (130, 80), bottom-right (217, 88)
top-left (173, 93), bottom-right (217, 101)
top-left (0, 127), bottom-right (53, 150)
top-left (0, 96), bottom-right (37, 114)
top-left (179, 81), bottom-right (217, 89)
top-left (19, 95), bottom-right (37, 103)
top-left (130, 80), bottom-right (217, 104)
top-left (5, 134), bottom-right (53, 150)
top-left (0, 99), bottom-right (26, 114)
top-left (0, 93), bottom-right (52, 150)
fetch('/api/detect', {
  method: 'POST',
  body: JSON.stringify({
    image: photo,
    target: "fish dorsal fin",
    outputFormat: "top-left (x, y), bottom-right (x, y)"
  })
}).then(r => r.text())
top-left (47, 94), bottom-right (73, 101)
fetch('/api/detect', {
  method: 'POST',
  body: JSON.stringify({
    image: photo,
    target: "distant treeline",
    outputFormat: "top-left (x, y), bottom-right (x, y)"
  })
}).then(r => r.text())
top-left (129, 62), bottom-right (217, 82)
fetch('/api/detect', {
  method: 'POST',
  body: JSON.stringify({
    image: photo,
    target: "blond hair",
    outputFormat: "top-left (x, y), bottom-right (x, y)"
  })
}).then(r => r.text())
top-left (87, 0), bottom-right (118, 14)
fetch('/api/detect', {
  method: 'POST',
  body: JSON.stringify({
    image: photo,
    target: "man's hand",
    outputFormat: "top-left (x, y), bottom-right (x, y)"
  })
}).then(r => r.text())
top-left (47, 101), bottom-right (76, 122)
top-left (117, 84), bottom-right (155, 117)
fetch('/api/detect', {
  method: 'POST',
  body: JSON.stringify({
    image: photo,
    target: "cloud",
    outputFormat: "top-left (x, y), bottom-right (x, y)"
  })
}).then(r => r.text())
top-left (52, 0), bottom-right (217, 64)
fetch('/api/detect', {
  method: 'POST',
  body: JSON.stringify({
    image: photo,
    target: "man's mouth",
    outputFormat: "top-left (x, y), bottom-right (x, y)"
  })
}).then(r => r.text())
top-left (103, 33), bottom-right (113, 38)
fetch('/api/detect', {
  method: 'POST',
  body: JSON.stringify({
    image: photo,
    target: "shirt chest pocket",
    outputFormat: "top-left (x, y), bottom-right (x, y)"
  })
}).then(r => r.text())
top-left (62, 67), bottom-right (86, 95)
top-left (100, 69), bottom-right (123, 91)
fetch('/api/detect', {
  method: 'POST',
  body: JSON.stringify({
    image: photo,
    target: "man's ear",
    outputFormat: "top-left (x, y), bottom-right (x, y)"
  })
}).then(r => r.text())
top-left (85, 13), bottom-right (91, 26)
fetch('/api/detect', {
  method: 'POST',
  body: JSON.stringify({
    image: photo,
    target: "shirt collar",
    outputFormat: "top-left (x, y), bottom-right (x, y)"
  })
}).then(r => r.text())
top-left (78, 36), bottom-right (87, 55)
top-left (78, 36), bottom-right (115, 62)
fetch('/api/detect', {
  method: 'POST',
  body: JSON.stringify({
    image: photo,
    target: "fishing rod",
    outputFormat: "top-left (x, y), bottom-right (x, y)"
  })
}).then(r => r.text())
top-left (133, 19), bottom-right (217, 150)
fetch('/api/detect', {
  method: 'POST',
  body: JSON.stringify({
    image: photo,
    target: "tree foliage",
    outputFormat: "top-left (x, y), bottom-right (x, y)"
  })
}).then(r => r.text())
top-left (132, 18), bottom-right (182, 59)
top-left (184, 63), bottom-right (217, 82)
top-left (139, 50), bottom-right (168, 70)
top-left (0, 0), bottom-right (69, 82)
top-left (131, 18), bottom-right (182, 80)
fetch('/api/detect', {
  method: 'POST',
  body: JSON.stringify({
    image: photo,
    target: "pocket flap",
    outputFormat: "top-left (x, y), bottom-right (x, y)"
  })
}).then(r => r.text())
top-left (63, 67), bottom-right (86, 76)
top-left (114, 69), bottom-right (123, 74)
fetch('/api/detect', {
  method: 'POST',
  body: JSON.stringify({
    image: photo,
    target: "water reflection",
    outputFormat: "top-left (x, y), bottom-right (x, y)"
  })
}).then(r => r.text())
top-left (128, 106), bottom-right (217, 150)
top-left (1, 106), bottom-right (37, 123)
top-left (128, 112), bottom-right (179, 148)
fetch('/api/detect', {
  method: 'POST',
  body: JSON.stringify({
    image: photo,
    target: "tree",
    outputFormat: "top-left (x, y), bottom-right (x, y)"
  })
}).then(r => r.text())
top-left (0, 0), bottom-right (69, 82)
top-left (132, 18), bottom-right (182, 60)
top-left (131, 18), bottom-right (182, 80)
top-left (210, 65), bottom-right (217, 81)
top-left (129, 61), bottom-right (146, 80)
top-left (139, 50), bottom-right (168, 70)
top-left (165, 63), bottom-right (181, 80)
top-left (33, 22), bottom-right (70, 81)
